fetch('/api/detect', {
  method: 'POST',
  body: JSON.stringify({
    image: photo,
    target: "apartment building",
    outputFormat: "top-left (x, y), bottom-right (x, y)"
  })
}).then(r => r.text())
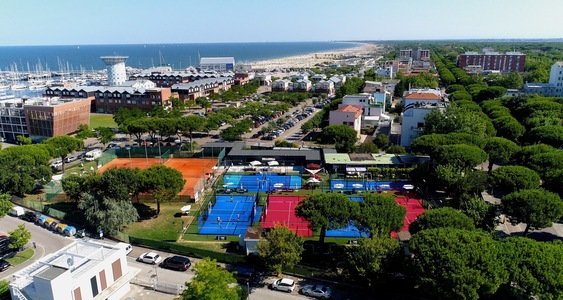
top-left (457, 50), bottom-right (526, 73)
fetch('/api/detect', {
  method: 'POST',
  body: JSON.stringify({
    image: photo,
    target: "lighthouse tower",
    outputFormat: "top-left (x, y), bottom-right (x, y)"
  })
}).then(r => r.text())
top-left (101, 56), bottom-right (128, 86)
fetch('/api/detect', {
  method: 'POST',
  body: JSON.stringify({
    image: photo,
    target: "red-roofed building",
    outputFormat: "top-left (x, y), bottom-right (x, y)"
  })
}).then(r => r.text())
top-left (403, 88), bottom-right (443, 106)
top-left (329, 104), bottom-right (362, 136)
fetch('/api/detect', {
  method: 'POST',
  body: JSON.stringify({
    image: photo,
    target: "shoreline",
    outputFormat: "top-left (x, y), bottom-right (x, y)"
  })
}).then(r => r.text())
top-left (248, 42), bottom-right (380, 70)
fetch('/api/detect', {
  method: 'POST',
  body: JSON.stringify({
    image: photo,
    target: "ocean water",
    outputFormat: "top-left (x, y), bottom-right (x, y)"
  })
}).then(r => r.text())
top-left (0, 42), bottom-right (359, 72)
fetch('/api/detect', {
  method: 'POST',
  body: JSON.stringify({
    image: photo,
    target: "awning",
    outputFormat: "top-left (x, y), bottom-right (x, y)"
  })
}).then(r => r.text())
top-left (249, 160), bottom-right (262, 166)
top-left (346, 167), bottom-right (367, 172)
top-left (267, 161), bottom-right (279, 166)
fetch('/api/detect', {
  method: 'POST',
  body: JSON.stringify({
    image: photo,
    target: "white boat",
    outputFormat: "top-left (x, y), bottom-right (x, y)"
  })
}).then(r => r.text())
top-left (10, 83), bottom-right (26, 91)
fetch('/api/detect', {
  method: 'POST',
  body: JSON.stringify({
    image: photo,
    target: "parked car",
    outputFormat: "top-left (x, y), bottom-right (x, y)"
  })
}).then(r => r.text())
top-left (0, 259), bottom-right (10, 272)
top-left (64, 156), bottom-right (77, 163)
top-left (233, 266), bottom-right (257, 284)
top-left (107, 143), bottom-right (118, 149)
top-left (160, 255), bottom-right (191, 271)
top-left (50, 160), bottom-right (63, 168)
top-left (20, 211), bottom-right (41, 223)
top-left (137, 252), bottom-right (162, 265)
top-left (301, 284), bottom-right (332, 299)
top-left (271, 278), bottom-right (296, 293)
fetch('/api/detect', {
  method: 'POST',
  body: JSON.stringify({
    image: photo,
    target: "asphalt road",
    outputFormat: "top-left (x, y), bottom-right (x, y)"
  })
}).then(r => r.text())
top-left (0, 215), bottom-right (74, 281)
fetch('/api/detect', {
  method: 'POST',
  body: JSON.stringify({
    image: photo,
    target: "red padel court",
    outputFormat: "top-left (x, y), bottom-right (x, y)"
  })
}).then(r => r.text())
top-left (392, 193), bottom-right (425, 238)
top-left (262, 196), bottom-right (312, 237)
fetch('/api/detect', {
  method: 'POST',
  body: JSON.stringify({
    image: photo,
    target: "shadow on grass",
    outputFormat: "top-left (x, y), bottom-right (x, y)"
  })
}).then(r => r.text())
top-left (44, 201), bottom-right (84, 226)
top-left (133, 203), bottom-right (157, 220)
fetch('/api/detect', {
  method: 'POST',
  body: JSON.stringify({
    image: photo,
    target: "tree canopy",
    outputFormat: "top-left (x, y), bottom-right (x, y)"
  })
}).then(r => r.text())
top-left (483, 137), bottom-right (519, 173)
top-left (9, 224), bottom-right (31, 250)
top-left (423, 105), bottom-right (492, 138)
top-left (345, 237), bottom-right (400, 287)
top-left (0, 145), bottom-right (52, 196)
top-left (409, 228), bottom-right (507, 300)
top-left (0, 193), bottom-right (12, 218)
top-left (435, 144), bottom-right (488, 170)
top-left (501, 189), bottom-right (563, 236)
top-left (352, 193), bottom-right (406, 238)
top-left (141, 165), bottom-right (185, 214)
top-left (256, 226), bottom-right (304, 274)
top-left (409, 207), bottom-right (475, 235)
top-left (320, 124), bottom-right (358, 153)
top-left (489, 166), bottom-right (541, 192)
top-left (182, 257), bottom-right (242, 300)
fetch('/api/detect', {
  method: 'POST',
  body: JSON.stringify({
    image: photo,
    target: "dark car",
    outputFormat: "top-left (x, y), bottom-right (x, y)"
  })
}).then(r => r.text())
top-left (233, 266), bottom-right (257, 284)
top-left (20, 211), bottom-right (41, 223)
top-left (0, 259), bottom-right (10, 272)
top-left (0, 237), bottom-right (10, 255)
top-left (161, 255), bottom-right (191, 271)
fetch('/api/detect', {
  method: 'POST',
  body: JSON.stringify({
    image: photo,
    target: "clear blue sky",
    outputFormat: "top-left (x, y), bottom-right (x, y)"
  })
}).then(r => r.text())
top-left (2, 0), bottom-right (563, 46)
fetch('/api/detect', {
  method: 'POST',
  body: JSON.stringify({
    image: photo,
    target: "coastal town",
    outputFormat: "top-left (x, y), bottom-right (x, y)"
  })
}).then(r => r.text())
top-left (0, 40), bottom-right (562, 300)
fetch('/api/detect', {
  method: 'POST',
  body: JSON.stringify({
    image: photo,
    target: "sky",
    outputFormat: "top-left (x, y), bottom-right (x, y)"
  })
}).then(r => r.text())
top-left (1, 0), bottom-right (563, 46)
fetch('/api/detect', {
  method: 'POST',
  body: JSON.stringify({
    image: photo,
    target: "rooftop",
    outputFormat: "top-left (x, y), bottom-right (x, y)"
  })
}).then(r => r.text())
top-left (404, 92), bottom-right (441, 100)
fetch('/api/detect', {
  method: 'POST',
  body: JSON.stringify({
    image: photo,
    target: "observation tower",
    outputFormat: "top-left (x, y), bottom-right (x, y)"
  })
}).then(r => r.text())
top-left (101, 56), bottom-right (128, 86)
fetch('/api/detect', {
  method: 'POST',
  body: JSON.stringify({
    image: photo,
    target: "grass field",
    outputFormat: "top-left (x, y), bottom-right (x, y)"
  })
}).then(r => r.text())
top-left (124, 202), bottom-right (190, 242)
top-left (6, 248), bottom-right (34, 266)
top-left (90, 114), bottom-right (117, 129)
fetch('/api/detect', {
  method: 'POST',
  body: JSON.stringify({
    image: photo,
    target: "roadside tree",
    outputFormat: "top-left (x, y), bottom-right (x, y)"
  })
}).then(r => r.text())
top-left (409, 228), bottom-right (507, 300)
top-left (345, 237), bottom-right (400, 287)
top-left (295, 192), bottom-right (352, 244)
top-left (489, 166), bottom-right (541, 192)
top-left (484, 137), bottom-right (520, 173)
top-left (256, 226), bottom-right (304, 275)
top-left (373, 134), bottom-right (389, 149)
top-left (0, 193), bottom-right (12, 218)
top-left (61, 174), bottom-right (87, 203)
top-left (182, 257), bottom-right (242, 300)
top-left (409, 207), bottom-right (475, 235)
top-left (320, 124), bottom-right (358, 153)
top-left (501, 189), bottom-right (563, 236)
top-left (435, 144), bottom-right (488, 170)
top-left (0, 145), bottom-right (52, 196)
top-left (8, 224), bottom-right (31, 250)
top-left (78, 192), bottom-right (139, 235)
top-left (525, 125), bottom-right (563, 147)
top-left (459, 195), bottom-right (498, 231)
top-left (75, 124), bottom-right (95, 140)
top-left (43, 136), bottom-right (84, 172)
top-left (178, 115), bottom-right (206, 151)
top-left (94, 127), bottom-right (116, 147)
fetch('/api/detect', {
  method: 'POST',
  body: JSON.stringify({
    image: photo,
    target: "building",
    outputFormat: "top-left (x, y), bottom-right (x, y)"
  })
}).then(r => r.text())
top-left (101, 56), bottom-right (128, 86)
top-left (313, 80), bottom-right (335, 95)
top-left (254, 73), bottom-right (272, 86)
top-left (329, 75), bottom-right (346, 88)
top-left (329, 104), bottom-right (362, 135)
top-left (129, 72), bottom-right (191, 87)
top-left (94, 86), bottom-right (172, 113)
top-left (399, 49), bottom-right (413, 58)
top-left (342, 93), bottom-right (391, 127)
top-left (457, 50), bottom-right (526, 73)
top-left (234, 73), bottom-right (251, 85)
top-left (200, 57), bottom-right (235, 72)
top-left (271, 79), bottom-right (291, 92)
top-left (9, 240), bottom-right (139, 300)
top-left (400, 101), bottom-right (447, 147)
top-left (549, 61), bottom-right (563, 97)
top-left (44, 86), bottom-right (99, 112)
top-left (171, 77), bottom-right (234, 101)
top-left (0, 97), bottom-right (91, 142)
top-left (375, 66), bottom-right (393, 78)
top-left (293, 79), bottom-right (312, 92)
top-left (402, 89), bottom-right (443, 106)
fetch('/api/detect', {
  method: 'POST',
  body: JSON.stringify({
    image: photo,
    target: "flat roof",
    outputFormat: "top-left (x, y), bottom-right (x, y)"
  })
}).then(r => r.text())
top-left (35, 266), bottom-right (67, 281)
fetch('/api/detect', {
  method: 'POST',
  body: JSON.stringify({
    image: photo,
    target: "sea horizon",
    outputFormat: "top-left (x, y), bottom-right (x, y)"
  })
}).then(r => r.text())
top-left (0, 41), bottom-right (361, 73)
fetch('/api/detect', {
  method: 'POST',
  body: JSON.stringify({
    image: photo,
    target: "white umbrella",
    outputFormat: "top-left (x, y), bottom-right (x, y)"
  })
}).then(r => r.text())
top-left (334, 183), bottom-right (345, 189)
top-left (403, 184), bottom-right (415, 190)
top-left (307, 178), bottom-right (321, 184)
top-left (273, 183), bottom-right (284, 188)
top-left (305, 168), bottom-right (321, 175)
top-left (352, 183), bottom-right (363, 188)
top-left (180, 205), bottom-right (192, 213)
top-left (249, 160), bottom-right (262, 166)
top-left (267, 160), bottom-right (279, 166)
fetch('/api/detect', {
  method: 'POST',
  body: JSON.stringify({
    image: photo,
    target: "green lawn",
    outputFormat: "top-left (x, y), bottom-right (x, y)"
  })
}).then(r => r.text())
top-left (90, 114), bottom-right (117, 129)
top-left (6, 248), bottom-right (34, 266)
top-left (124, 202), bottom-right (189, 242)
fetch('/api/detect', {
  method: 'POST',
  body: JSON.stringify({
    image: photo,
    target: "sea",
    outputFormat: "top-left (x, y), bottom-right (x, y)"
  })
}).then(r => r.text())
top-left (0, 42), bottom-right (360, 72)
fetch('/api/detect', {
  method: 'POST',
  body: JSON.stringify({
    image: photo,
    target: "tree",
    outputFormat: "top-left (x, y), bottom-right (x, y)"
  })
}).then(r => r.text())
top-left (178, 115), bottom-right (206, 151)
top-left (16, 135), bottom-right (32, 145)
top-left (424, 105), bottom-right (490, 138)
top-left (435, 144), bottom-right (488, 170)
top-left (345, 237), bottom-right (400, 287)
top-left (78, 192), bottom-right (139, 235)
top-left (434, 164), bottom-right (488, 197)
top-left (385, 145), bottom-right (406, 154)
top-left (459, 195), bottom-right (498, 231)
top-left (8, 224), bottom-right (31, 250)
top-left (483, 137), bottom-right (520, 173)
top-left (0, 193), bottom-right (12, 218)
top-left (126, 118), bottom-right (150, 143)
top-left (373, 134), bottom-right (389, 149)
top-left (0, 145), bottom-right (52, 196)
top-left (320, 124), bottom-right (358, 153)
top-left (61, 174), bottom-right (87, 202)
top-left (256, 226), bottom-right (304, 274)
top-left (43, 136), bottom-right (83, 172)
top-left (409, 207), bottom-right (475, 235)
top-left (295, 192), bottom-right (352, 244)
top-left (492, 116), bottom-right (525, 142)
top-left (182, 257), bottom-right (242, 300)
top-left (501, 72), bottom-right (524, 89)
top-left (141, 165), bottom-right (185, 214)
top-left (512, 143), bottom-right (557, 166)
top-left (353, 193), bottom-right (406, 238)
top-left (113, 107), bottom-right (145, 126)
top-left (94, 127), bottom-right (116, 147)
top-left (525, 125), bottom-right (563, 147)
top-left (489, 166), bottom-right (541, 192)
top-left (354, 141), bottom-right (378, 153)
top-left (409, 228), bottom-right (507, 300)
top-left (75, 124), bottom-right (95, 140)
top-left (501, 237), bottom-right (563, 300)
top-left (501, 189), bottom-right (563, 236)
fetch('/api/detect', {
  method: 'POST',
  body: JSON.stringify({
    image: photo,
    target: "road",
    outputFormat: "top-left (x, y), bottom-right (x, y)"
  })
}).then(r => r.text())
top-left (0, 215), bottom-right (75, 281)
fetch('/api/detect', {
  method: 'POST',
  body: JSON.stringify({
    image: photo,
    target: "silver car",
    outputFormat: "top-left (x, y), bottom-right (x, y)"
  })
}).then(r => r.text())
top-left (301, 284), bottom-right (332, 299)
top-left (271, 278), bottom-right (295, 293)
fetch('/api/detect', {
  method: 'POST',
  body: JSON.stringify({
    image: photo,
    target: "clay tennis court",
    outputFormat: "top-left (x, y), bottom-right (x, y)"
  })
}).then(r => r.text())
top-left (98, 158), bottom-right (217, 200)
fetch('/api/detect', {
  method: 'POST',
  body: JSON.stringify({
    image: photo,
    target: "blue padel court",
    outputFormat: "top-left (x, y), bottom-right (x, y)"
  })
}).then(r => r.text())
top-left (198, 195), bottom-right (261, 235)
top-left (223, 174), bottom-right (302, 192)
top-left (330, 180), bottom-right (411, 191)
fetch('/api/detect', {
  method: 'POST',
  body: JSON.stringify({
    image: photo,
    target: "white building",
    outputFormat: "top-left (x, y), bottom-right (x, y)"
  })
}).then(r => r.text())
top-left (375, 66), bottom-right (393, 78)
top-left (200, 57), bottom-right (235, 72)
top-left (101, 56), bottom-right (128, 86)
top-left (342, 93), bottom-right (392, 126)
top-left (549, 62), bottom-right (563, 97)
top-left (329, 104), bottom-right (362, 136)
top-left (271, 79), bottom-right (291, 92)
top-left (10, 240), bottom-right (139, 300)
top-left (313, 80), bottom-right (334, 95)
top-left (400, 101), bottom-right (447, 147)
top-left (402, 88), bottom-right (443, 106)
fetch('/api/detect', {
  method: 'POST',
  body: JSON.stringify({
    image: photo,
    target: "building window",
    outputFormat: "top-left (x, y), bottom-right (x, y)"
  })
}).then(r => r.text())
top-left (90, 276), bottom-right (99, 297)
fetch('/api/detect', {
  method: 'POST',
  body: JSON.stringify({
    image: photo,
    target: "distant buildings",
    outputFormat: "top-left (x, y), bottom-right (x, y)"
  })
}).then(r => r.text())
top-left (400, 48), bottom-right (430, 61)
top-left (457, 49), bottom-right (526, 73)
top-left (9, 240), bottom-right (139, 300)
top-left (171, 77), bottom-right (234, 100)
top-left (200, 57), bottom-right (235, 72)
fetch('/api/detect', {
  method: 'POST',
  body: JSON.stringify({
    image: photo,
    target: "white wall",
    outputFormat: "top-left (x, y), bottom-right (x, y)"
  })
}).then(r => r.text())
top-left (400, 108), bottom-right (435, 147)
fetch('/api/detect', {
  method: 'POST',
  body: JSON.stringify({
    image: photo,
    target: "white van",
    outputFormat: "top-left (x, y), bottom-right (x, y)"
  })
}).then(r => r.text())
top-left (116, 242), bottom-right (133, 255)
top-left (10, 206), bottom-right (25, 217)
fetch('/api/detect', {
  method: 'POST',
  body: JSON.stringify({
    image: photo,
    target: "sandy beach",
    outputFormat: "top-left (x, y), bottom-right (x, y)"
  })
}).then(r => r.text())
top-left (248, 43), bottom-right (380, 70)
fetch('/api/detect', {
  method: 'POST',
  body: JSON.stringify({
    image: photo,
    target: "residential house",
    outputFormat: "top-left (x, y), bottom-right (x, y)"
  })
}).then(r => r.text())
top-left (329, 75), bottom-right (346, 89)
top-left (271, 79), bottom-right (292, 92)
top-left (400, 101), bottom-right (447, 147)
top-left (402, 88), bottom-right (443, 106)
top-left (313, 80), bottom-right (335, 95)
top-left (254, 73), bottom-right (272, 86)
top-left (293, 79), bottom-right (312, 92)
top-left (329, 104), bottom-right (362, 136)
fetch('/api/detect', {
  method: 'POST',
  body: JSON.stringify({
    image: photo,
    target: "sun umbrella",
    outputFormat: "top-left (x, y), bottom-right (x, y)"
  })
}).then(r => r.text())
top-left (306, 163), bottom-right (321, 170)
top-left (267, 160), bottom-right (279, 166)
top-left (249, 160), bottom-right (262, 166)
top-left (307, 178), bottom-right (321, 183)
